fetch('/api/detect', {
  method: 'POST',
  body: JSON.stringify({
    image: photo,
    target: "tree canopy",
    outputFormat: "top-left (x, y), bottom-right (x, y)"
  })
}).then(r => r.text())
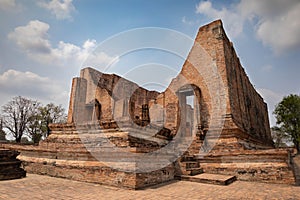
top-left (39, 103), bottom-right (66, 138)
top-left (1, 96), bottom-right (39, 143)
top-left (271, 126), bottom-right (291, 148)
top-left (0, 119), bottom-right (6, 141)
top-left (273, 94), bottom-right (300, 152)
top-left (0, 96), bottom-right (66, 143)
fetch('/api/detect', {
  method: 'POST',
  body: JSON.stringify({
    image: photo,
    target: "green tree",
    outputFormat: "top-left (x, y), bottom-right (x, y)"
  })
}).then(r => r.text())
top-left (1, 97), bottom-right (66, 144)
top-left (0, 119), bottom-right (6, 142)
top-left (274, 94), bottom-right (300, 153)
top-left (1, 96), bottom-right (39, 143)
top-left (26, 111), bottom-right (43, 144)
top-left (26, 103), bottom-right (66, 143)
top-left (39, 103), bottom-right (66, 138)
top-left (271, 126), bottom-right (290, 148)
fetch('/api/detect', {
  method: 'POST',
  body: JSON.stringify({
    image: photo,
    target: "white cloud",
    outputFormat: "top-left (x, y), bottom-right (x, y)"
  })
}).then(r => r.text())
top-left (85, 51), bottom-right (120, 69)
top-left (8, 20), bottom-right (51, 54)
top-left (0, 69), bottom-right (69, 108)
top-left (250, 1), bottom-right (300, 54)
top-left (196, 1), bottom-right (244, 38)
top-left (8, 20), bottom-right (119, 68)
top-left (82, 39), bottom-right (97, 50)
top-left (38, 0), bottom-right (75, 20)
top-left (195, 0), bottom-right (300, 54)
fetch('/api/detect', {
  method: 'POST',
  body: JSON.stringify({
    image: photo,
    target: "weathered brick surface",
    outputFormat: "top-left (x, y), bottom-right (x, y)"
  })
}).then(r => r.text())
top-left (66, 21), bottom-right (273, 148)
top-left (0, 122), bottom-right (174, 189)
top-left (17, 155), bottom-right (175, 189)
top-left (197, 149), bottom-right (296, 185)
top-left (69, 68), bottom-right (160, 124)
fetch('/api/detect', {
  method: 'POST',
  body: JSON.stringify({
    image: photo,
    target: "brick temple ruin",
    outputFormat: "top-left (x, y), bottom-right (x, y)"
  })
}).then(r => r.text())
top-left (1, 20), bottom-right (298, 188)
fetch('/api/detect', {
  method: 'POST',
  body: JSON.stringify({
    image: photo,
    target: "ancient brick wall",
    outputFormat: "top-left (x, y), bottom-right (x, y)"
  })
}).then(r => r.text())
top-left (68, 67), bottom-right (159, 124)
top-left (157, 20), bottom-right (273, 146)
top-left (67, 77), bottom-right (87, 123)
top-left (222, 36), bottom-right (272, 144)
top-left (68, 20), bottom-right (273, 148)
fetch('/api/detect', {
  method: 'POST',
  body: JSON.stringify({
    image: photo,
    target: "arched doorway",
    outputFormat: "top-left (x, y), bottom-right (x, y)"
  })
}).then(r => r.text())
top-left (177, 84), bottom-right (201, 137)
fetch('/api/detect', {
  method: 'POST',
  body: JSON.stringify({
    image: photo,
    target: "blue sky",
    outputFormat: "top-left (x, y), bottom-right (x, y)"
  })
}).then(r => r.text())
top-left (0, 0), bottom-right (300, 126)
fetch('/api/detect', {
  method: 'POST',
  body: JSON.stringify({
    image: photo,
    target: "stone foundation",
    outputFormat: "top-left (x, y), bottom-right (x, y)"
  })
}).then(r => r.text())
top-left (0, 149), bottom-right (26, 180)
top-left (19, 155), bottom-right (174, 189)
top-left (0, 122), bottom-right (174, 189)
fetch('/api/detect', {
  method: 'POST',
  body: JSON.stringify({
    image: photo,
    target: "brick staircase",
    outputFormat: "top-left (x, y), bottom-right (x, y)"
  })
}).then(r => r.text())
top-left (177, 155), bottom-right (203, 176)
top-left (175, 154), bottom-right (237, 185)
top-left (174, 133), bottom-right (238, 186)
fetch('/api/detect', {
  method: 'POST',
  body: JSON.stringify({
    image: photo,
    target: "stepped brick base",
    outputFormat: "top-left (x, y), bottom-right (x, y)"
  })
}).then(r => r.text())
top-left (197, 149), bottom-right (296, 185)
top-left (0, 149), bottom-right (26, 180)
top-left (19, 155), bottom-right (174, 189)
top-left (0, 122), bottom-right (175, 189)
top-left (1, 124), bottom-right (297, 187)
